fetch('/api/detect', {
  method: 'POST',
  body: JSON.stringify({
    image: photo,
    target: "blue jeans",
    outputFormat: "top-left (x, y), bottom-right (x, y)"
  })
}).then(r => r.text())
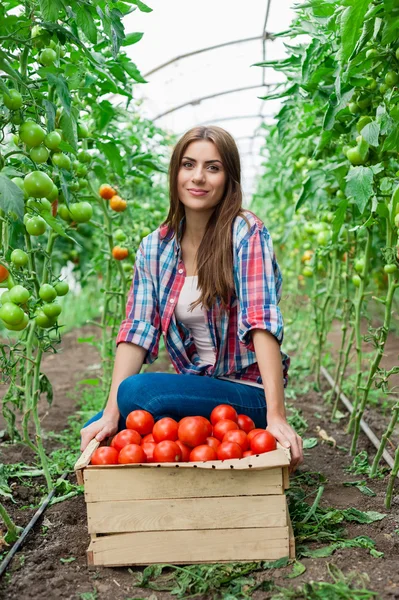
top-left (83, 373), bottom-right (267, 430)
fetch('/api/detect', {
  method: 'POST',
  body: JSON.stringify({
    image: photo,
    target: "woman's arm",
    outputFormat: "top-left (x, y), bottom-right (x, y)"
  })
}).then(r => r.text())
top-left (252, 328), bottom-right (303, 472)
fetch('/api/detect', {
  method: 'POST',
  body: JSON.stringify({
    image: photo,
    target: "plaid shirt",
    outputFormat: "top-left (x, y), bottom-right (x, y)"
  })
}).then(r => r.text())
top-left (116, 209), bottom-right (290, 388)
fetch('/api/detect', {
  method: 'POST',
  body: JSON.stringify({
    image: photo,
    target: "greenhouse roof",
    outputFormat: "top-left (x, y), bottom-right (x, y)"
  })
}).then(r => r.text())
top-left (123, 0), bottom-right (299, 202)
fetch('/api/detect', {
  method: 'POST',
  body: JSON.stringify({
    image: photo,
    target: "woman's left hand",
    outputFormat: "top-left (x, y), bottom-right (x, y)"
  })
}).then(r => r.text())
top-left (266, 415), bottom-right (303, 473)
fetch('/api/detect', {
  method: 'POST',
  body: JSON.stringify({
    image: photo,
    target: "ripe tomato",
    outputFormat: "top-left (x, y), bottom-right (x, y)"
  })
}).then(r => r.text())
top-left (178, 416), bottom-right (209, 447)
top-left (111, 429), bottom-right (141, 452)
top-left (243, 450), bottom-right (253, 457)
top-left (142, 433), bottom-right (155, 443)
top-left (213, 419), bottom-right (239, 441)
top-left (237, 414), bottom-right (255, 433)
top-left (153, 417), bottom-right (179, 442)
top-left (69, 202), bottom-right (93, 223)
top-left (189, 445), bottom-right (217, 462)
top-left (91, 446), bottom-right (119, 465)
top-left (110, 195), bottom-right (127, 212)
top-left (175, 440), bottom-right (191, 462)
top-left (118, 444), bottom-right (146, 464)
top-left (222, 429), bottom-right (249, 451)
top-left (112, 246), bottom-right (129, 260)
top-left (141, 441), bottom-right (156, 462)
top-left (196, 416), bottom-right (213, 436)
top-left (250, 431), bottom-right (277, 454)
top-left (217, 441), bottom-right (243, 460)
top-left (99, 183), bottom-right (116, 199)
top-left (205, 436), bottom-right (220, 451)
top-left (153, 440), bottom-right (181, 463)
top-left (247, 428), bottom-right (265, 443)
top-left (0, 265), bottom-right (9, 283)
top-left (126, 410), bottom-right (154, 435)
top-left (210, 404), bottom-right (238, 425)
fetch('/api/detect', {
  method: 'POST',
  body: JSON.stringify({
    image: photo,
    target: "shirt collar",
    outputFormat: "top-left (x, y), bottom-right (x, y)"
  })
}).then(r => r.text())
top-left (159, 215), bottom-right (185, 257)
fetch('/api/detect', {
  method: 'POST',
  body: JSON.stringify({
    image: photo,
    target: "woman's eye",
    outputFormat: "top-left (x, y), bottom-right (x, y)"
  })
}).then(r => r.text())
top-left (182, 162), bottom-right (219, 171)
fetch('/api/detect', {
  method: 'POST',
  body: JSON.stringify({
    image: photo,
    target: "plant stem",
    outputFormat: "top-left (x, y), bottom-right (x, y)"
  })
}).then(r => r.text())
top-left (385, 445), bottom-right (399, 509)
top-left (370, 405), bottom-right (399, 478)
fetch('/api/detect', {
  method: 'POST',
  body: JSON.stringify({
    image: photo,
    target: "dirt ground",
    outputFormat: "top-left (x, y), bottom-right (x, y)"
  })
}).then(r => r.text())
top-left (0, 323), bottom-right (398, 600)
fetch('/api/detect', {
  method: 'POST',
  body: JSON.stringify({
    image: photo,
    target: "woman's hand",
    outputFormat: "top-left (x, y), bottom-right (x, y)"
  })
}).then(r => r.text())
top-left (80, 412), bottom-right (119, 452)
top-left (266, 415), bottom-right (303, 473)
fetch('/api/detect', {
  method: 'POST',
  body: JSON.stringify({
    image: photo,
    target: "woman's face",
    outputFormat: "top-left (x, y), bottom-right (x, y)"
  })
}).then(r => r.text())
top-left (177, 140), bottom-right (226, 213)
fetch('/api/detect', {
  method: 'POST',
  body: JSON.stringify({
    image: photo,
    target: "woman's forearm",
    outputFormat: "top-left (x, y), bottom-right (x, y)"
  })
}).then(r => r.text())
top-left (251, 328), bottom-right (286, 419)
top-left (104, 342), bottom-right (147, 417)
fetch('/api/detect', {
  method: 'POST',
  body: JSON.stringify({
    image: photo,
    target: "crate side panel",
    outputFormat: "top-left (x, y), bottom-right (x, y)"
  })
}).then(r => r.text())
top-left (88, 527), bottom-right (290, 566)
top-left (84, 466), bottom-right (284, 502)
top-left (87, 494), bottom-right (287, 534)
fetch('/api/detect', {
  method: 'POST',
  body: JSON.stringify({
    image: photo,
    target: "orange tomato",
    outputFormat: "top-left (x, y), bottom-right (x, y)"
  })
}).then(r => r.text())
top-left (0, 265), bottom-right (9, 283)
top-left (112, 246), bottom-right (129, 260)
top-left (110, 195), bottom-right (127, 212)
top-left (99, 183), bottom-right (116, 199)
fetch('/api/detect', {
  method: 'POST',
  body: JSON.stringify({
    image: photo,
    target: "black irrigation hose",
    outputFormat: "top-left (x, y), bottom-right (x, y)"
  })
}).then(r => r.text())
top-left (0, 472), bottom-right (68, 578)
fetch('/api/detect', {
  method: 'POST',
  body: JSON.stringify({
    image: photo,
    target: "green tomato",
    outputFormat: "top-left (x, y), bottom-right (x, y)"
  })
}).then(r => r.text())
top-left (78, 179), bottom-right (88, 189)
top-left (42, 302), bottom-right (62, 318)
top-left (77, 150), bottom-right (91, 164)
top-left (0, 301), bottom-right (24, 325)
top-left (47, 184), bottom-right (59, 201)
top-left (366, 78), bottom-right (377, 91)
top-left (11, 177), bottom-right (29, 200)
top-left (25, 216), bottom-right (46, 236)
top-left (58, 205), bottom-right (72, 222)
top-left (317, 230), bottom-right (330, 246)
top-left (75, 164), bottom-right (88, 178)
top-left (0, 291), bottom-right (11, 304)
top-left (35, 311), bottom-right (56, 329)
top-left (356, 116), bottom-right (372, 133)
top-left (39, 47), bottom-right (57, 66)
top-left (302, 266), bottom-right (313, 277)
top-left (304, 222), bottom-right (314, 234)
top-left (3, 312), bottom-right (29, 331)
top-left (352, 274), bottom-right (361, 287)
top-left (11, 111), bottom-right (23, 125)
top-left (122, 263), bottom-right (132, 274)
top-left (379, 83), bottom-right (388, 94)
top-left (348, 102), bottom-right (359, 114)
top-left (52, 152), bottom-right (71, 170)
top-left (336, 190), bottom-right (345, 199)
top-left (384, 263), bottom-right (398, 274)
top-left (393, 213), bottom-right (399, 228)
top-left (346, 147), bottom-right (367, 166)
top-left (30, 145), bottom-right (49, 164)
top-left (19, 121), bottom-right (46, 147)
top-left (69, 181), bottom-right (80, 192)
top-left (354, 258), bottom-right (365, 273)
top-left (307, 159), bottom-right (318, 169)
top-left (357, 95), bottom-right (371, 110)
top-left (3, 89), bottom-right (23, 111)
top-left (26, 198), bottom-right (52, 213)
top-left (39, 284), bottom-right (57, 302)
top-left (10, 249), bottom-right (29, 268)
top-left (69, 202), bottom-right (93, 223)
top-left (140, 227), bottom-right (151, 238)
top-left (114, 228), bottom-right (127, 242)
top-left (385, 71), bottom-right (399, 87)
top-left (77, 123), bottom-right (89, 139)
top-left (44, 131), bottom-right (61, 150)
top-left (9, 285), bottom-right (30, 304)
top-left (54, 281), bottom-right (69, 296)
top-left (24, 171), bottom-right (54, 198)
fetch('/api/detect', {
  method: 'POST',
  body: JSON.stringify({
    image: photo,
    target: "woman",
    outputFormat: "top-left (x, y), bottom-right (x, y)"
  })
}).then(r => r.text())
top-left (81, 126), bottom-right (303, 472)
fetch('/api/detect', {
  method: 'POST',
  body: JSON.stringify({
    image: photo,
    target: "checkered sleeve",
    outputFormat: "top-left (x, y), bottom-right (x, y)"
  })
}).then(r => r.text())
top-left (235, 224), bottom-right (284, 353)
top-left (116, 241), bottom-right (161, 364)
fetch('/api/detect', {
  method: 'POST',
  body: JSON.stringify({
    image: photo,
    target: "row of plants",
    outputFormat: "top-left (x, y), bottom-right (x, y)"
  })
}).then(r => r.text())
top-left (252, 0), bottom-right (399, 508)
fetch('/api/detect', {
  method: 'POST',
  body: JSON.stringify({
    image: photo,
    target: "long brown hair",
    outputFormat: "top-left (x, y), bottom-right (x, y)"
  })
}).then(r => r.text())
top-left (163, 125), bottom-right (250, 313)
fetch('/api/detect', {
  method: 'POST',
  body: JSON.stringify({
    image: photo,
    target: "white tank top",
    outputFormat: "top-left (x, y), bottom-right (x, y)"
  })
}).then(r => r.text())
top-left (175, 276), bottom-right (264, 390)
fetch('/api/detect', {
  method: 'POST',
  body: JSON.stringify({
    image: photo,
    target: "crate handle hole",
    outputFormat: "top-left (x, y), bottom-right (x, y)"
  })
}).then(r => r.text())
top-left (230, 465), bottom-right (234, 469)
top-left (211, 465), bottom-right (216, 469)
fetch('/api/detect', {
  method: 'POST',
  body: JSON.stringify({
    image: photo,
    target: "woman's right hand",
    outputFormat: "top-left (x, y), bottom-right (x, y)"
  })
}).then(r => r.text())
top-left (80, 412), bottom-right (119, 452)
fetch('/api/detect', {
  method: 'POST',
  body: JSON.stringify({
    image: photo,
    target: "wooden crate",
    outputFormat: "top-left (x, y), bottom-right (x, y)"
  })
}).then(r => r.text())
top-left (74, 439), bottom-right (295, 567)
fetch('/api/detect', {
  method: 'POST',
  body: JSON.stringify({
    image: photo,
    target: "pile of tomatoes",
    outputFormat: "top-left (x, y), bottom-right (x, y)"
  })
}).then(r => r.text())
top-left (90, 404), bottom-right (277, 465)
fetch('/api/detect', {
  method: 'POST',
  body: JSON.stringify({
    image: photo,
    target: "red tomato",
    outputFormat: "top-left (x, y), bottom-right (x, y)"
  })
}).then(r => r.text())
top-left (217, 441), bottom-right (243, 460)
top-left (243, 450), bottom-right (253, 457)
top-left (250, 431), bottom-right (277, 454)
top-left (210, 404), bottom-right (238, 425)
top-left (195, 416), bottom-right (213, 437)
top-left (237, 414), bottom-right (255, 433)
top-left (141, 441), bottom-right (156, 462)
top-left (205, 436), bottom-right (221, 451)
top-left (141, 433), bottom-right (154, 443)
top-left (91, 446), bottom-right (119, 465)
top-left (189, 445), bottom-right (217, 462)
top-left (175, 440), bottom-right (191, 462)
top-left (178, 417), bottom-right (209, 447)
top-left (247, 428), bottom-right (266, 443)
top-left (110, 429), bottom-right (141, 452)
top-left (126, 409), bottom-right (154, 435)
top-left (222, 429), bottom-right (249, 451)
top-left (118, 443), bottom-right (146, 464)
top-left (153, 417), bottom-right (179, 443)
top-left (213, 419), bottom-right (239, 441)
top-left (153, 440), bottom-right (182, 463)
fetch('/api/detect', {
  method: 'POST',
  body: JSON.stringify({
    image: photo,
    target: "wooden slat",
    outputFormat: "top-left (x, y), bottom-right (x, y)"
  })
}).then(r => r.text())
top-left (283, 466), bottom-right (290, 490)
top-left (87, 494), bottom-right (287, 534)
top-left (88, 527), bottom-right (290, 566)
top-left (84, 465), bottom-right (284, 502)
top-left (287, 510), bottom-right (296, 559)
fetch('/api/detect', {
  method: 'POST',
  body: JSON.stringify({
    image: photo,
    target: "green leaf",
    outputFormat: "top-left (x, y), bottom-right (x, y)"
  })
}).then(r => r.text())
top-left (0, 174), bottom-right (24, 221)
top-left (345, 166), bottom-right (374, 214)
top-left (39, 0), bottom-right (65, 21)
top-left (382, 124), bottom-right (399, 152)
top-left (323, 87), bottom-right (354, 131)
top-left (370, 548), bottom-right (384, 558)
top-left (123, 60), bottom-right (148, 83)
top-left (303, 437), bottom-right (318, 449)
top-left (262, 556), bottom-right (290, 569)
top-left (110, 8), bottom-right (126, 58)
top-left (43, 100), bottom-right (57, 132)
top-left (122, 32), bottom-right (144, 46)
top-left (40, 211), bottom-right (80, 245)
top-left (341, 508), bottom-right (386, 523)
top-left (77, 378), bottom-right (100, 386)
top-left (286, 560), bottom-right (306, 579)
top-left (96, 141), bottom-right (124, 177)
top-left (76, 6), bottom-right (97, 44)
top-left (47, 73), bottom-right (71, 116)
top-left (361, 121), bottom-right (380, 147)
top-left (59, 111), bottom-right (78, 151)
top-left (339, 0), bottom-right (371, 66)
top-left (58, 141), bottom-right (77, 155)
top-left (60, 556), bottom-right (76, 563)
top-left (332, 197), bottom-right (348, 243)
top-left (129, 0), bottom-right (152, 12)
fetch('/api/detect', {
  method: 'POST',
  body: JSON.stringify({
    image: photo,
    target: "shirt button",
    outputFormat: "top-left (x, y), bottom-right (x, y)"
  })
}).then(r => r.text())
top-left (170, 298), bottom-right (175, 303)
top-left (178, 269), bottom-right (183, 274)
